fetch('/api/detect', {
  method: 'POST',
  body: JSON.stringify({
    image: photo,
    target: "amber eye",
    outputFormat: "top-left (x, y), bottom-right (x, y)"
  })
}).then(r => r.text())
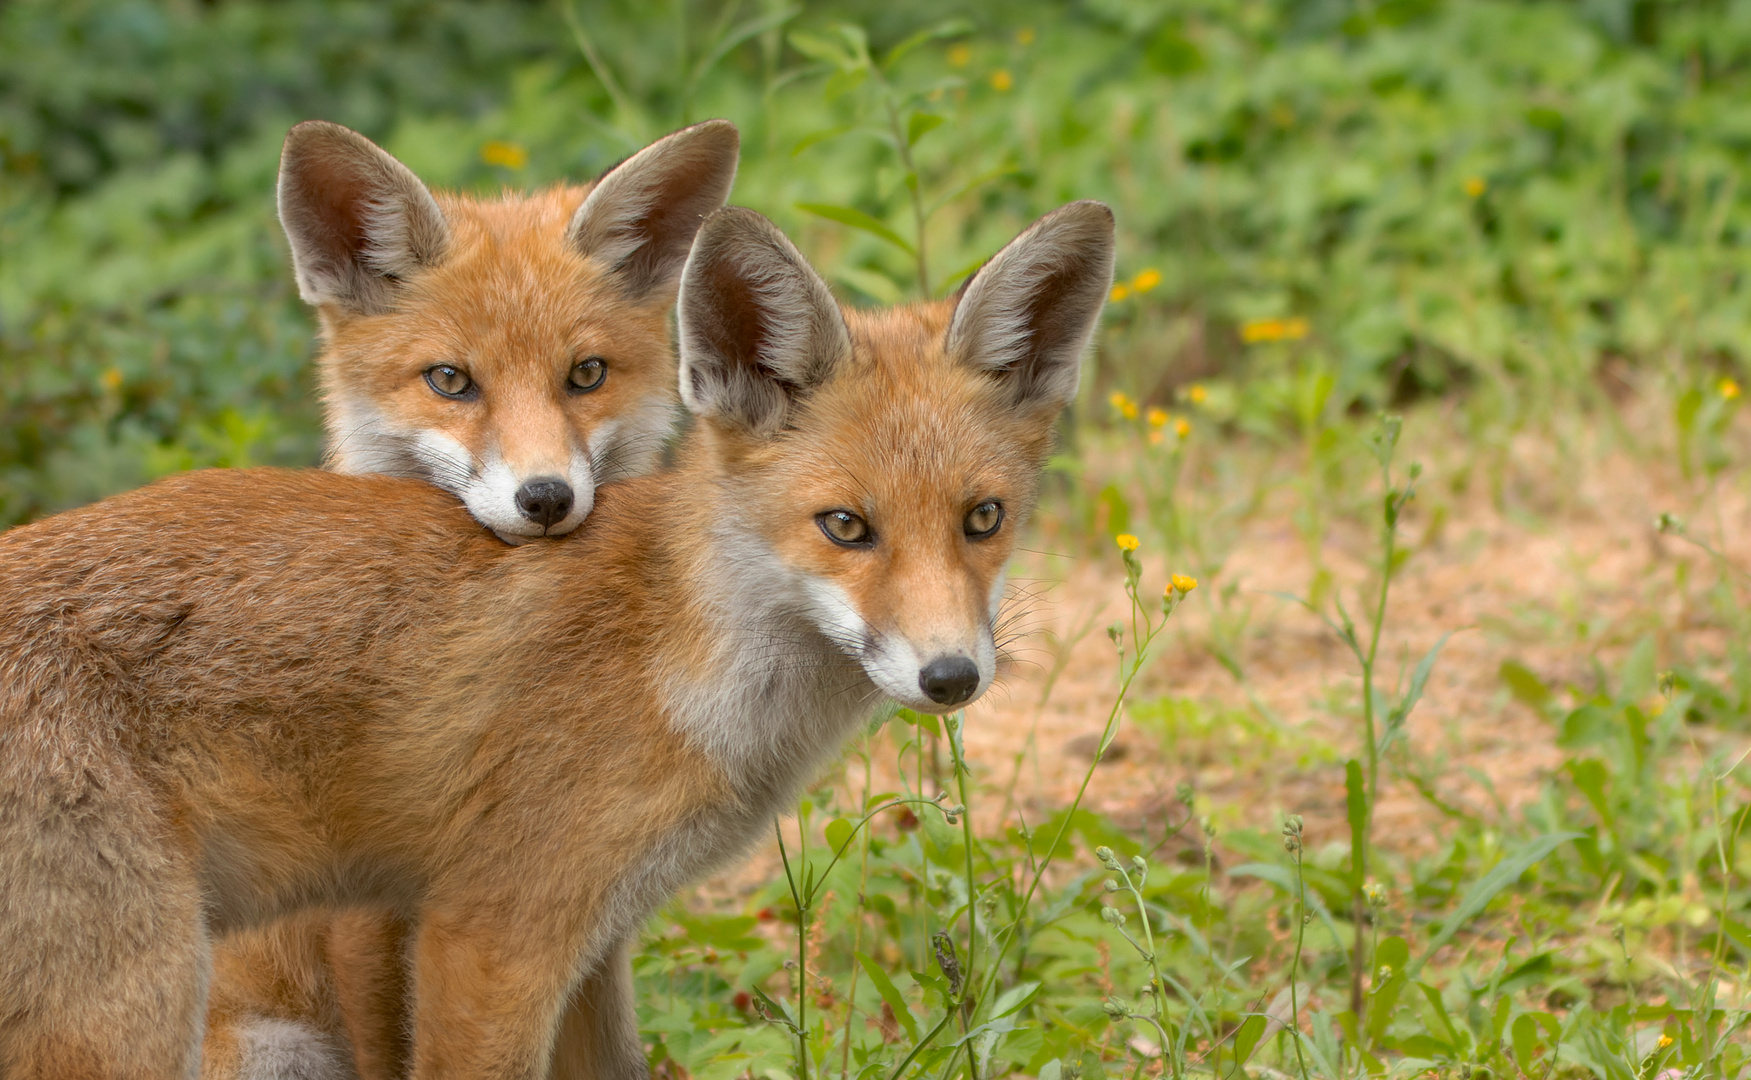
top-left (568, 356), bottom-right (608, 393)
top-left (817, 510), bottom-right (872, 547)
top-left (424, 365), bottom-right (476, 400)
top-left (965, 500), bottom-right (1003, 539)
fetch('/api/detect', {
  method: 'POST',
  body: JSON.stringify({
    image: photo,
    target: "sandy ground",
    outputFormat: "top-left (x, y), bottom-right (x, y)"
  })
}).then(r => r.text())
top-left (696, 396), bottom-right (1751, 903)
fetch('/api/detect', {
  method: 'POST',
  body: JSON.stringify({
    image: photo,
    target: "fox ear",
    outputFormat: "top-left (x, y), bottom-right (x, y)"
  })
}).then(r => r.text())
top-left (677, 207), bottom-right (851, 434)
top-left (567, 119), bottom-right (740, 301)
top-left (947, 200), bottom-right (1116, 412)
top-left (277, 121), bottom-right (449, 316)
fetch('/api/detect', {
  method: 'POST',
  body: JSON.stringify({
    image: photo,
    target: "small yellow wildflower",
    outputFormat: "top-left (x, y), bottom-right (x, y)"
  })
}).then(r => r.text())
top-left (481, 141), bottom-right (528, 170)
top-left (1174, 417), bottom-right (1191, 438)
top-left (1186, 383), bottom-right (1208, 405)
top-left (1657, 1035), bottom-right (1674, 1050)
top-left (1116, 533), bottom-right (1140, 552)
top-left (948, 44), bottom-right (971, 67)
top-left (1131, 268), bottom-right (1162, 293)
top-left (1146, 406), bottom-right (1169, 428)
top-left (1108, 391), bottom-right (1138, 420)
top-left (100, 367), bottom-right (124, 392)
top-left (1149, 430), bottom-right (1165, 446)
top-left (1721, 376), bottom-right (1741, 400)
top-left (1171, 574), bottom-right (1198, 593)
top-left (991, 69), bottom-right (1013, 92)
top-left (1109, 283), bottom-right (1130, 303)
top-left (1463, 176), bottom-right (1487, 198)
top-left (1240, 316), bottom-right (1310, 344)
top-left (1017, 27), bottom-right (1036, 45)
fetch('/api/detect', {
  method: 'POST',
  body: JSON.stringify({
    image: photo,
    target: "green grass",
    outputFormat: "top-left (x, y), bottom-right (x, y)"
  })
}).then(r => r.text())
top-left (4, 1), bottom-right (1751, 1077)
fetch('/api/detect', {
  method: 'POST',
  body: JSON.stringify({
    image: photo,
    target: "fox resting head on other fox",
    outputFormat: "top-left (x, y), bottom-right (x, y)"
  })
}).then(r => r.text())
top-left (0, 201), bottom-right (1113, 1080)
top-left (280, 118), bottom-right (738, 540)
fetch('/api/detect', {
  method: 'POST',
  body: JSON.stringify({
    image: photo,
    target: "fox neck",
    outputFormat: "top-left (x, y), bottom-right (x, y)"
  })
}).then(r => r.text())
top-left (647, 445), bottom-right (880, 813)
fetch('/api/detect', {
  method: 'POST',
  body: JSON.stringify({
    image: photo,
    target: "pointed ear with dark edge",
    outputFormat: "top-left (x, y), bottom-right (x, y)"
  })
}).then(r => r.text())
top-left (676, 207), bottom-right (851, 435)
top-left (276, 121), bottom-right (449, 315)
top-left (947, 200), bottom-right (1116, 411)
top-left (567, 119), bottom-right (740, 301)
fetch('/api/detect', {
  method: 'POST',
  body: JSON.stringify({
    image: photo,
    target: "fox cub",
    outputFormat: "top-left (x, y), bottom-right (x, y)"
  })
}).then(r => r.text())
top-left (190, 116), bottom-right (740, 1080)
top-left (0, 200), bottom-right (1114, 1080)
top-left (282, 117), bottom-right (738, 539)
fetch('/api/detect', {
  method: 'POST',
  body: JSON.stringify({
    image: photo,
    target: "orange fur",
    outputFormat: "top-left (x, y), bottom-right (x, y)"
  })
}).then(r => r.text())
top-left (0, 204), bottom-right (1113, 1080)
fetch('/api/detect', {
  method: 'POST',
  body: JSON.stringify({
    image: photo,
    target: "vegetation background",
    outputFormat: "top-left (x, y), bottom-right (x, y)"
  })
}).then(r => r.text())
top-left (5, 1), bottom-right (1751, 1078)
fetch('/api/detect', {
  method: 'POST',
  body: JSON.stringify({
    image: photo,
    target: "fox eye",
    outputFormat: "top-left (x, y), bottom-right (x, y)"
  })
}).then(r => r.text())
top-left (817, 510), bottom-right (872, 547)
top-left (964, 501), bottom-right (1003, 539)
top-left (568, 356), bottom-right (608, 394)
top-left (424, 365), bottom-right (476, 400)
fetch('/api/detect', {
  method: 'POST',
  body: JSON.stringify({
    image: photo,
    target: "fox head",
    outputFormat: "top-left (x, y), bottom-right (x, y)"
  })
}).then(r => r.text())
top-left (677, 203), bottom-right (1114, 714)
top-left (277, 119), bottom-right (739, 541)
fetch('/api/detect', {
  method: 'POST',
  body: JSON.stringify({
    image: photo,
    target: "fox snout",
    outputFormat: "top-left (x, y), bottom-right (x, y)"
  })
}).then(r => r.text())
top-left (919, 655), bottom-right (981, 707)
top-left (514, 477), bottom-right (575, 530)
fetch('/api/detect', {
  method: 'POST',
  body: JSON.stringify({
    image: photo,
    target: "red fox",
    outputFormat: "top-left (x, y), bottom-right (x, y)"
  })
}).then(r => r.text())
top-left (282, 117), bottom-right (738, 540)
top-left (186, 116), bottom-right (740, 1080)
top-left (0, 200), bottom-right (1114, 1080)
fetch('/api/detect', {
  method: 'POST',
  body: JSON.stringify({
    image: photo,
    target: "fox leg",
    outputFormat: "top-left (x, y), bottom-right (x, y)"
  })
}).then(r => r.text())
top-left (405, 903), bottom-right (585, 1080)
top-left (0, 752), bottom-right (207, 1079)
top-left (550, 938), bottom-right (647, 1080)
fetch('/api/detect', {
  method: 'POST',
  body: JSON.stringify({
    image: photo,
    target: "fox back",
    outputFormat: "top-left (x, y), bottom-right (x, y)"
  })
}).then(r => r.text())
top-left (280, 119), bottom-right (738, 540)
top-left (0, 202), bottom-right (1113, 1080)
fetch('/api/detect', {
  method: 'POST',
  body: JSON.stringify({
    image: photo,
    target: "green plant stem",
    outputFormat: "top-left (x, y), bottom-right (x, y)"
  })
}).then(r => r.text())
top-left (776, 818), bottom-right (810, 1080)
top-left (945, 712), bottom-right (979, 1080)
top-left (1288, 847), bottom-right (1311, 1080)
top-left (975, 580), bottom-right (1172, 1013)
top-left (876, 88), bottom-right (931, 296)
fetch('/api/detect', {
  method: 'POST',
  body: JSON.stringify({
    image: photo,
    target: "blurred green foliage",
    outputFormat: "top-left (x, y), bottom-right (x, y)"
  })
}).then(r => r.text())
top-left (7, 0), bottom-right (1751, 523)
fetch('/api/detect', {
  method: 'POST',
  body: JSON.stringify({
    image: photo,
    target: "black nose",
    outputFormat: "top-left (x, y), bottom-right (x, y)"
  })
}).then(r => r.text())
top-left (919, 656), bottom-right (980, 706)
top-left (515, 478), bottom-right (574, 529)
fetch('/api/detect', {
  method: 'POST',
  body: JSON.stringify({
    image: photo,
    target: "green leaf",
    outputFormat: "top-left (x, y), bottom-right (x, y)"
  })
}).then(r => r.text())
top-left (1512, 1012), bottom-right (1543, 1066)
top-left (1416, 982), bottom-right (1463, 1051)
top-left (1365, 936), bottom-right (1410, 1043)
top-left (1229, 1014), bottom-right (1268, 1072)
top-left (882, 17), bottom-right (974, 69)
top-left (1346, 759), bottom-right (1367, 889)
top-left (825, 817), bottom-right (854, 856)
top-left (835, 266), bottom-right (903, 305)
top-left (906, 111), bottom-right (944, 147)
top-left (1387, 630), bottom-right (1454, 733)
top-left (1500, 660), bottom-right (1552, 711)
top-left (788, 28), bottom-right (857, 70)
top-left (1406, 832), bottom-right (1582, 979)
top-left (792, 123), bottom-right (858, 157)
top-left (989, 980), bottom-right (1040, 1020)
top-left (856, 951), bottom-right (919, 1040)
top-left (795, 203), bottom-right (915, 255)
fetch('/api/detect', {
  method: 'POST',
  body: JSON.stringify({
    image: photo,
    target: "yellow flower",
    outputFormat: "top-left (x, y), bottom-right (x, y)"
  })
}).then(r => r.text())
top-left (1116, 534), bottom-right (1140, 552)
top-left (948, 43), bottom-right (971, 67)
top-left (1146, 406), bottom-right (1169, 428)
top-left (481, 141), bottom-right (528, 170)
top-left (1185, 383), bottom-right (1208, 404)
top-left (1174, 418), bottom-right (1190, 438)
top-left (1149, 429), bottom-right (1165, 445)
top-left (1109, 283), bottom-right (1130, 302)
top-left (1721, 377), bottom-right (1741, 400)
top-left (1109, 391), bottom-right (1138, 420)
top-left (1131, 268), bottom-right (1162, 293)
top-left (1240, 316), bottom-right (1310, 344)
top-left (1016, 27), bottom-right (1036, 45)
top-left (991, 69), bottom-right (1013, 92)
top-left (1463, 176), bottom-right (1487, 198)
top-left (100, 367), bottom-right (124, 392)
top-left (1170, 574), bottom-right (1198, 593)
top-left (1657, 1035), bottom-right (1674, 1049)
